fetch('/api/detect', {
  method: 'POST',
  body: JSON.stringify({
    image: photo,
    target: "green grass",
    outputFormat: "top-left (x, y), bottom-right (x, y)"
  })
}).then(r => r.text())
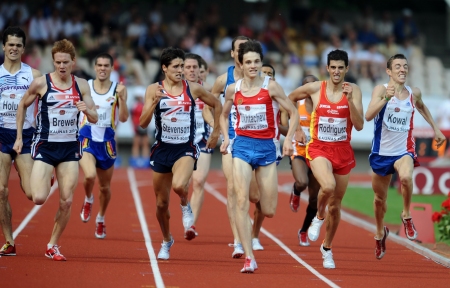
top-left (342, 186), bottom-right (450, 244)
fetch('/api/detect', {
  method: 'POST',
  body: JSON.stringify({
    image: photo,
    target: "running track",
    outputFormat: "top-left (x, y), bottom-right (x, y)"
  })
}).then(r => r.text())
top-left (2, 168), bottom-right (449, 287)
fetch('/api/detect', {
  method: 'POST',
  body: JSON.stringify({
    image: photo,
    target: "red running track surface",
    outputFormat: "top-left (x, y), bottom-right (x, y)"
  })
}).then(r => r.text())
top-left (1, 168), bottom-right (449, 287)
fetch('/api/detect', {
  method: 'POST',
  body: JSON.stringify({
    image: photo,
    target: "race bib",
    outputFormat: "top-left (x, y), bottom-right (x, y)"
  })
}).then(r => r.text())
top-left (0, 92), bottom-right (23, 115)
top-left (382, 105), bottom-right (411, 132)
top-left (237, 104), bottom-right (268, 130)
top-left (317, 116), bottom-right (347, 142)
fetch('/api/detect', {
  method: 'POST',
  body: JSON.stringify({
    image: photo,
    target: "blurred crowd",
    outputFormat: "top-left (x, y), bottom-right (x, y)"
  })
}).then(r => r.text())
top-left (0, 1), bottom-right (426, 95)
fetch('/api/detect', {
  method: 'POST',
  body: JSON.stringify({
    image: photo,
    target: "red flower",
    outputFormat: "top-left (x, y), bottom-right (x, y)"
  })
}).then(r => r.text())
top-left (432, 212), bottom-right (443, 223)
top-left (442, 210), bottom-right (449, 215)
top-left (447, 192), bottom-right (450, 198)
top-left (442, 199), bottom-right (450, 210)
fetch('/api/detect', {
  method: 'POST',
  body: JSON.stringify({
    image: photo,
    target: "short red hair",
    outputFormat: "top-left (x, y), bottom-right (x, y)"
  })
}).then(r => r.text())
top-left (51, 39), bottom-right (76, 60)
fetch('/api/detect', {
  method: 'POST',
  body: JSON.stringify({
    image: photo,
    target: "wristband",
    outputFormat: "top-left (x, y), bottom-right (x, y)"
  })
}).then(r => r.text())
top-left (384, 95), bottom-right (390, 101)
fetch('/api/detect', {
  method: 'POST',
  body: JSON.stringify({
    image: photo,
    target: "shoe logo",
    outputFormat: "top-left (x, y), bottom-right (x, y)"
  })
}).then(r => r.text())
top-left (265, 161), bottom-right (272, 164)
top-left (35, 153), bottom-right (43, 159)
top-left (258, 97), bottom-right (264, 101)
top-left (150, 161), bottom-right (154, 166)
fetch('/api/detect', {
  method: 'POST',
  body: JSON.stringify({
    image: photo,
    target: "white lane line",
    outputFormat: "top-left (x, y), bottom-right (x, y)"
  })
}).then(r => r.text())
top-left (13, 181), bottom-right (59, 239)
top-left (127, 168), bottom-right (165, 288)
top-left (204, 182), bottom-right (340, 288)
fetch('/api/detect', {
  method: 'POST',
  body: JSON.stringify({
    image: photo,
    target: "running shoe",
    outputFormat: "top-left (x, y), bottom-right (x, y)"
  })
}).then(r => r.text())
top-left (252, 238), bottom-right (264, 251)
top-left (80, 200), bottom-right (93, 222)
top-left (240, 256), bottom-right (258, 273)
top-left (184, 225), bottom-right (197, 241)
top-left (375, 226), bottom-right (389, 259)
top-left (0, 241), bottom-right (16, 256)
top-left (298, 230), bottom-right (310, 247)
top-left (308, 216), bottom-right (324, 241)
top-left (181, 203), bottom-right (195, 240)
top-left (320, 244), bottom-right (335, 269)
top-left (95, 222), bottom-right (106, 239)
top-left (289, 190), bottom-right (300, 212)
top-left (401, 216), bottom-right (418, 240)
top-left (157, 237), bottom-right (174, 260)
top-left (229, 242), bottom-right (244, 258)
top-left (45, 245), bottom-right (66, 261)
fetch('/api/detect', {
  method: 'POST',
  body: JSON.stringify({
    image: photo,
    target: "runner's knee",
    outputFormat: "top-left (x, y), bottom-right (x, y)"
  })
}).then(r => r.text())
top-left (321, 182), bottom-right (336, 195)
top-left (156, 199), bottom-right (169, 211)
top-left (99, 185), bottom-right (111, 195)
top-left (398, 174), bottom-right (412, 187)
top-left (59, 198), bottom-right (72, 210)
top-left (172, 181), bottom-right (189, 196)
top-left (327, 201), bottom-right (341, 215)
top-left (262, 208), bottom-right (275, 218)
top-left (294, 179), bottom-right (308, 192)
top-left (374, 195), bottom-right (386, 208)
top-left (84, 172), bottom-right (96, 183)
top-left (192, 175), bottom-right (206, 190)
top-left (32, 193), bottom-right (47, 205)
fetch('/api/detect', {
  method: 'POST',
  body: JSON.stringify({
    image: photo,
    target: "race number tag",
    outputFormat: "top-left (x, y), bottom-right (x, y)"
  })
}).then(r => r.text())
top-left (317, 116), bottom-right (347, 142)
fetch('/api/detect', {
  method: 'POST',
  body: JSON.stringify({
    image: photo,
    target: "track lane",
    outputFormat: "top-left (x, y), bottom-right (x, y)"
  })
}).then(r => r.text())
top-left (1, 168), bottom-right (156, 287)
top-left (2, 168), bottom-right (449, 287)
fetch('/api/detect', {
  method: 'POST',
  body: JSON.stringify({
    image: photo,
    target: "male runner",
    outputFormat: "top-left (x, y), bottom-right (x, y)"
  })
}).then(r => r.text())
top-left (79, 52), bottom-right (129, 239)
top-left (288, 49), bottom-right (364, 269)
top-left (14, 39), bottom-right (98, 261)
top-left (365, 54), bottom-right (445, 259)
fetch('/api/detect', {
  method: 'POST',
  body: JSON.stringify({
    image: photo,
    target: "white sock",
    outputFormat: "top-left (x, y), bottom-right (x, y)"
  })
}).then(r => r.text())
top-left (96, 214), bottom-right (104, 223)
top-left (85, 195), bottom-right (94, 203)
top-left (47, 243), bottom-right (54, 249)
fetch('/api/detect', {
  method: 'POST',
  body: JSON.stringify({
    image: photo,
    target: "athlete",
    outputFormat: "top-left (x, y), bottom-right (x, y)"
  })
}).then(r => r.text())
top-left (198, 57), bottom-right (209, 83)
top-left (183, 53), bottom-right (214, 233)
top-left (211, 35), bottom-right (250, 258)
top-left (290, 75), bottom-right (321, 247)
top-left (139, 47), bottom-right (222, 260)
top-left (0, 26), bottom-right (43, 256)
top-left (221, 40), bottom-right (298, 273)
top-left (250, 63), bottom-right (289, 251)
top-left (288, 49), bottom-right (364, 269)
top-left (14, 39), bottom-right (98, 261)
top-left (365, 54), bottom-right (445, 259)
top-left (79, 52), bottom-right (129, 239)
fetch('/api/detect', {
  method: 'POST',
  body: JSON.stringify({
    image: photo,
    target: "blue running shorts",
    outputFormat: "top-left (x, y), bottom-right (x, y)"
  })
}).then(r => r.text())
top-left (0, 127), bottom-right (34, 157)
top-left (232, 136), bottom-right (277, 170)
top-left (79, 136), bottom-right (116, 170)
top-left (369, 152), bottom-right (419, 176)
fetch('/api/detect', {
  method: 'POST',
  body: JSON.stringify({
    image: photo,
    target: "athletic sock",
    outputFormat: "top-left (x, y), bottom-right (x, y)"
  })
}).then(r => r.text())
top-left (96, 214), bottom-right (105, 223)
top-left (323, 246), bottom-right (331, 252)
top-left (293, 184), bottom-right (302, 196)
top-left (301, 204), bottom-right (318, 232)
top-left (85, 195), bottom-right (94, 204)
top-left (47, 243), bottom-right (54, 250)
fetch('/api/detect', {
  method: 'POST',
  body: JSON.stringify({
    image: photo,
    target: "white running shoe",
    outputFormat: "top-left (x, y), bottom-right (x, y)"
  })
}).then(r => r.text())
top-left (320, 244), bottom-right (335, 269)
top-left (240, 256), bottom-right (258, 273)
top-left (180, 203), bottom-right (194, 231)
top-left (308, 216), bottom-right (324, 241)
top-left (157, 237), bottom-right (174, 260)
top-left (252, 238), bottom-right (264, 251)
top-left (230, 242), bottom-right (244, 258)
